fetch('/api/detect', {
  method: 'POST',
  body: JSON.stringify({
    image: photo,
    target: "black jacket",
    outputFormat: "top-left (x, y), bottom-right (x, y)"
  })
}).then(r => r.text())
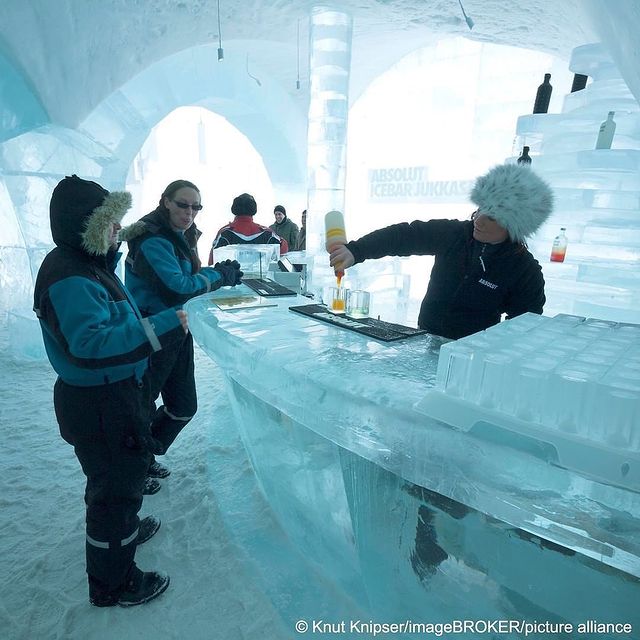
top-left (346, 219), bottom-right (545, 339)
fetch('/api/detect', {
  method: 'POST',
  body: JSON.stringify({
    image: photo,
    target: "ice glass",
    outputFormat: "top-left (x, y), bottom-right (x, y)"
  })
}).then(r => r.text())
top-left (477, 352), bottom-right (514, 410)
top-left (440, 344), bottom-right (475, 398)
top-left (326, 286), bottom-right (348, 314)
top-left (514, 358), bottom-right (556, 423)
top-left (346, 290), bottom-right (370, 318)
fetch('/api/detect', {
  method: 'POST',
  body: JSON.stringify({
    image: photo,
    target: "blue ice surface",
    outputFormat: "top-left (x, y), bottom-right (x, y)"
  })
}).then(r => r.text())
top-left (0, 51), bottom-right (49, 143)
top-left (187, 286), bottom-right (640, 637)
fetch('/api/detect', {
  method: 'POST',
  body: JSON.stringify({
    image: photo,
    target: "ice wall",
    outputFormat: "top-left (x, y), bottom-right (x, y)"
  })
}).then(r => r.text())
top-left (517, 44), bottom-right (640, 323)
top-left (0, 44), bottom-right (308, 359)
top-left (0, 50), bottom-right (48, 143)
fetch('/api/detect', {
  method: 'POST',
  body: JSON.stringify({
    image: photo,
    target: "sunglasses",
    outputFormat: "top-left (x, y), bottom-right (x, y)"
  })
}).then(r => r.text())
top-left (172, 200), bottom-right (203, 212)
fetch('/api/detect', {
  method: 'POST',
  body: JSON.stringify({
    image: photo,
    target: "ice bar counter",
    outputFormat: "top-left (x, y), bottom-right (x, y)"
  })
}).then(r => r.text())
top-left (186, 288), bottom-right (640, 636)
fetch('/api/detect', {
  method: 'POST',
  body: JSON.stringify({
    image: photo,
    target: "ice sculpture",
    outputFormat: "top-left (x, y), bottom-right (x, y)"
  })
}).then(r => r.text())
top-left (212, 244), bottom-right (280, 277)
top-left (186, 286), bottom-right (640, 630)
top-left (515, 44), bottom-right (640, 323)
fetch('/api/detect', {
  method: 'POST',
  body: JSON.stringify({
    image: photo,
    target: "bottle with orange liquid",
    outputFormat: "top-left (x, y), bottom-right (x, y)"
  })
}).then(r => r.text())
top-left (325, 210), bottom-right (347, 286)
top-left (325, 210), bottom-right (348, 312)
top-left (550, 227), bottom-right (568, 262)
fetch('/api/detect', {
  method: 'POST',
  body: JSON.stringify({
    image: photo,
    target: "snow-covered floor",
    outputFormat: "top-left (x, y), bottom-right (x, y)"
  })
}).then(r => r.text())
top-left (0, 340), bottom-right (290, 640)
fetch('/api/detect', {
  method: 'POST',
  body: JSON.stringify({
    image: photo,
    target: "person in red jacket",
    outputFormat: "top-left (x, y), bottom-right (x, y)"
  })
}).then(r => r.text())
top-left (208, 193), bottom-right (287, 265)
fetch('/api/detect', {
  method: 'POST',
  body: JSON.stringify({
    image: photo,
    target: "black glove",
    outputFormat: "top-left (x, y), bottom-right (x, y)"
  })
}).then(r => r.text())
top-left (213, 259), bottom-right (244, 287)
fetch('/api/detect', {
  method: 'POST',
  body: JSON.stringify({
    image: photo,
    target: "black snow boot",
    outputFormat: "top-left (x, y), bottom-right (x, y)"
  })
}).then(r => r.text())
top-left (147, 460), bottom-right (171, 479)
top-left (89, 566), bottom-right (170, 607)
top-left (117, 568), bottom-right (170, 607)
top-left (137, 516), bottom-right (161, 545)
top-left (143, 477), bottom-right (161, 495)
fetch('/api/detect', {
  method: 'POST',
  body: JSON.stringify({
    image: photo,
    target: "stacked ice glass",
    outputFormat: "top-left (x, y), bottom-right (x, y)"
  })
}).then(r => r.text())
top-left (435, 313), bottom-right (640, 456)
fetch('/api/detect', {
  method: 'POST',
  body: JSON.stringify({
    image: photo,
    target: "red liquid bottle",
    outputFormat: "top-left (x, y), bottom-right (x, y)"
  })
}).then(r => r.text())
top-left (550, 228), bottom-right (567, 263)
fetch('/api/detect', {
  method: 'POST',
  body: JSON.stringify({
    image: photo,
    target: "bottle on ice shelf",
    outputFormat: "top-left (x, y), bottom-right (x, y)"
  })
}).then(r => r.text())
top-left (517, 146), bottom-right (532, 165)
top-left (595, 111), bottom-right (616, 150)
top-left (571, 73), bottom-right (588, 93)
top-left (550, 227), bottom-right (568, 263)
top-left (533, 73), bottom-right (552, 114)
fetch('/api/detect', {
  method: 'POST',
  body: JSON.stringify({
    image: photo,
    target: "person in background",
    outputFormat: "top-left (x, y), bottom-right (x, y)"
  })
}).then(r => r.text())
top-left (329, 163), bottom-right (553, 339)
top-left (294, 209), bottom-right (306, 251)
top-left (34, 175), bottom-right (189, 607)
top-left (270, 204), bottom-right (298, 253)
top-left (208, 193), bottom-right (287, 264)
top-left (121, 180), bottom-right (242, 486)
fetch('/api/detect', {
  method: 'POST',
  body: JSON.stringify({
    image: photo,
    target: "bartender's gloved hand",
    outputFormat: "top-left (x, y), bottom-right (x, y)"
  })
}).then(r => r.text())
top-left (213, 259), bottom-right (243, 286)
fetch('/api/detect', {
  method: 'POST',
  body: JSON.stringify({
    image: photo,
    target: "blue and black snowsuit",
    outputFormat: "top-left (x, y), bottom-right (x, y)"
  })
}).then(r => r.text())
top-left (33, 175), bottom-right (185, 603)
top-left (122, 208), bottom-right (224, 455)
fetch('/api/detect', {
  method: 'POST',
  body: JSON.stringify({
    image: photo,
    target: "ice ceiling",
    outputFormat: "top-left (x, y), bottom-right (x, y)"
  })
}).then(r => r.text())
top-left (3, 0), bottom-right (640, 131)
top-left (1, 0), bottom-right (639, 316)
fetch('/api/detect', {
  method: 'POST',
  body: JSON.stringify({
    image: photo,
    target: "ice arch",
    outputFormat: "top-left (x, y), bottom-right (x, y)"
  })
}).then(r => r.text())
top-left (0, 50), bottom-right (48, 143)
top-left (0, 42), bottom-right (308, 317)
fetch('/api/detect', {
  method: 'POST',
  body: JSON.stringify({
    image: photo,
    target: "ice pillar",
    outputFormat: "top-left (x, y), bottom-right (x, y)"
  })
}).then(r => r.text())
top-left (305, 6), bottom-right (353, 298)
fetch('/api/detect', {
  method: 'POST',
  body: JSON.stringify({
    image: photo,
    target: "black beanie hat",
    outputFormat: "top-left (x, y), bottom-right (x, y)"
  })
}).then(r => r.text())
top-left (231, 193), bottom-right (257, 216)
top-left (274, 204), bottom-right (286, 216)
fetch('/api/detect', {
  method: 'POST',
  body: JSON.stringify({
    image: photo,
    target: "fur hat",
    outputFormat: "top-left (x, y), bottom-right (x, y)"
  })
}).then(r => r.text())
top-left (470, 164), bottom-right (554, 242)
top-left (49, 175), bottom-right (131, 255)
top-left (231, 193), bottom-right (257, 216)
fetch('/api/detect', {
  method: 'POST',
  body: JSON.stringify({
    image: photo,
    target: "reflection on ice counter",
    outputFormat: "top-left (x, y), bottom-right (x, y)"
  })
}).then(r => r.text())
top-left (186, 286), bottom-right (640, 637)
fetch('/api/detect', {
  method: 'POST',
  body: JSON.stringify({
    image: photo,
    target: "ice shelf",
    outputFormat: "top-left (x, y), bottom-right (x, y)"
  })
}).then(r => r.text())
top-left (516, 44), bottom-right (640, 324)
top-left (187, 287), bottom-right (640, 631)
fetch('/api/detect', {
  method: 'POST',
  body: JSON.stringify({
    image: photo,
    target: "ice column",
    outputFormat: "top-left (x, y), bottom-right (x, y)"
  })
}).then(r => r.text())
top-left (305, 6), bottom-right (353, 299)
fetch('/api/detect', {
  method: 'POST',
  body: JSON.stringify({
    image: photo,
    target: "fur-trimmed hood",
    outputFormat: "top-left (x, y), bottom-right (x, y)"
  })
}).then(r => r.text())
top-left (119, 208), bottom-right (202, 246)
top-left (470, 164), bottom-right (554, 242)
top-left (49, 175), bottom-right (131, 256)
top-left (120, 208), bottom-right (203, 275)
top-left (118, 220), bottom-right (147, 242)
top-left (82, 191), bottom-right (131, 255)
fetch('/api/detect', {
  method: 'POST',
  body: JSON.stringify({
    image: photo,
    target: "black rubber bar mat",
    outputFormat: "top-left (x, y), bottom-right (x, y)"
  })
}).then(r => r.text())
top-left (289, 304), bottom-right (428, 342)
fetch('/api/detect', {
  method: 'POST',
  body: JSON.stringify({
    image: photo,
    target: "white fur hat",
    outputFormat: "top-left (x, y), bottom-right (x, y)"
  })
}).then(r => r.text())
top-left (470, 164), bottom-right (554, 242)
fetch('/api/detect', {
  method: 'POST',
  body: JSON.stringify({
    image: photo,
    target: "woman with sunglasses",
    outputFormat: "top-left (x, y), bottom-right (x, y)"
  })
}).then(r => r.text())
top-left (121, 180), bottom-right (242, 484)
top-left (329, 163), bottom-right (554, 340)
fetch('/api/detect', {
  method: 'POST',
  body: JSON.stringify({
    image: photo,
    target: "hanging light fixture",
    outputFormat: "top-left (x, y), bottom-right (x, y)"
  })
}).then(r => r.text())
top-left (296, 18), bottom-right (301, 90)
top-left (246, 54), bottom-right (262, 86)
top-left (217, 0), bottom-right (224, 60)
top-left (457, 0), bottom-right (474, 30)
